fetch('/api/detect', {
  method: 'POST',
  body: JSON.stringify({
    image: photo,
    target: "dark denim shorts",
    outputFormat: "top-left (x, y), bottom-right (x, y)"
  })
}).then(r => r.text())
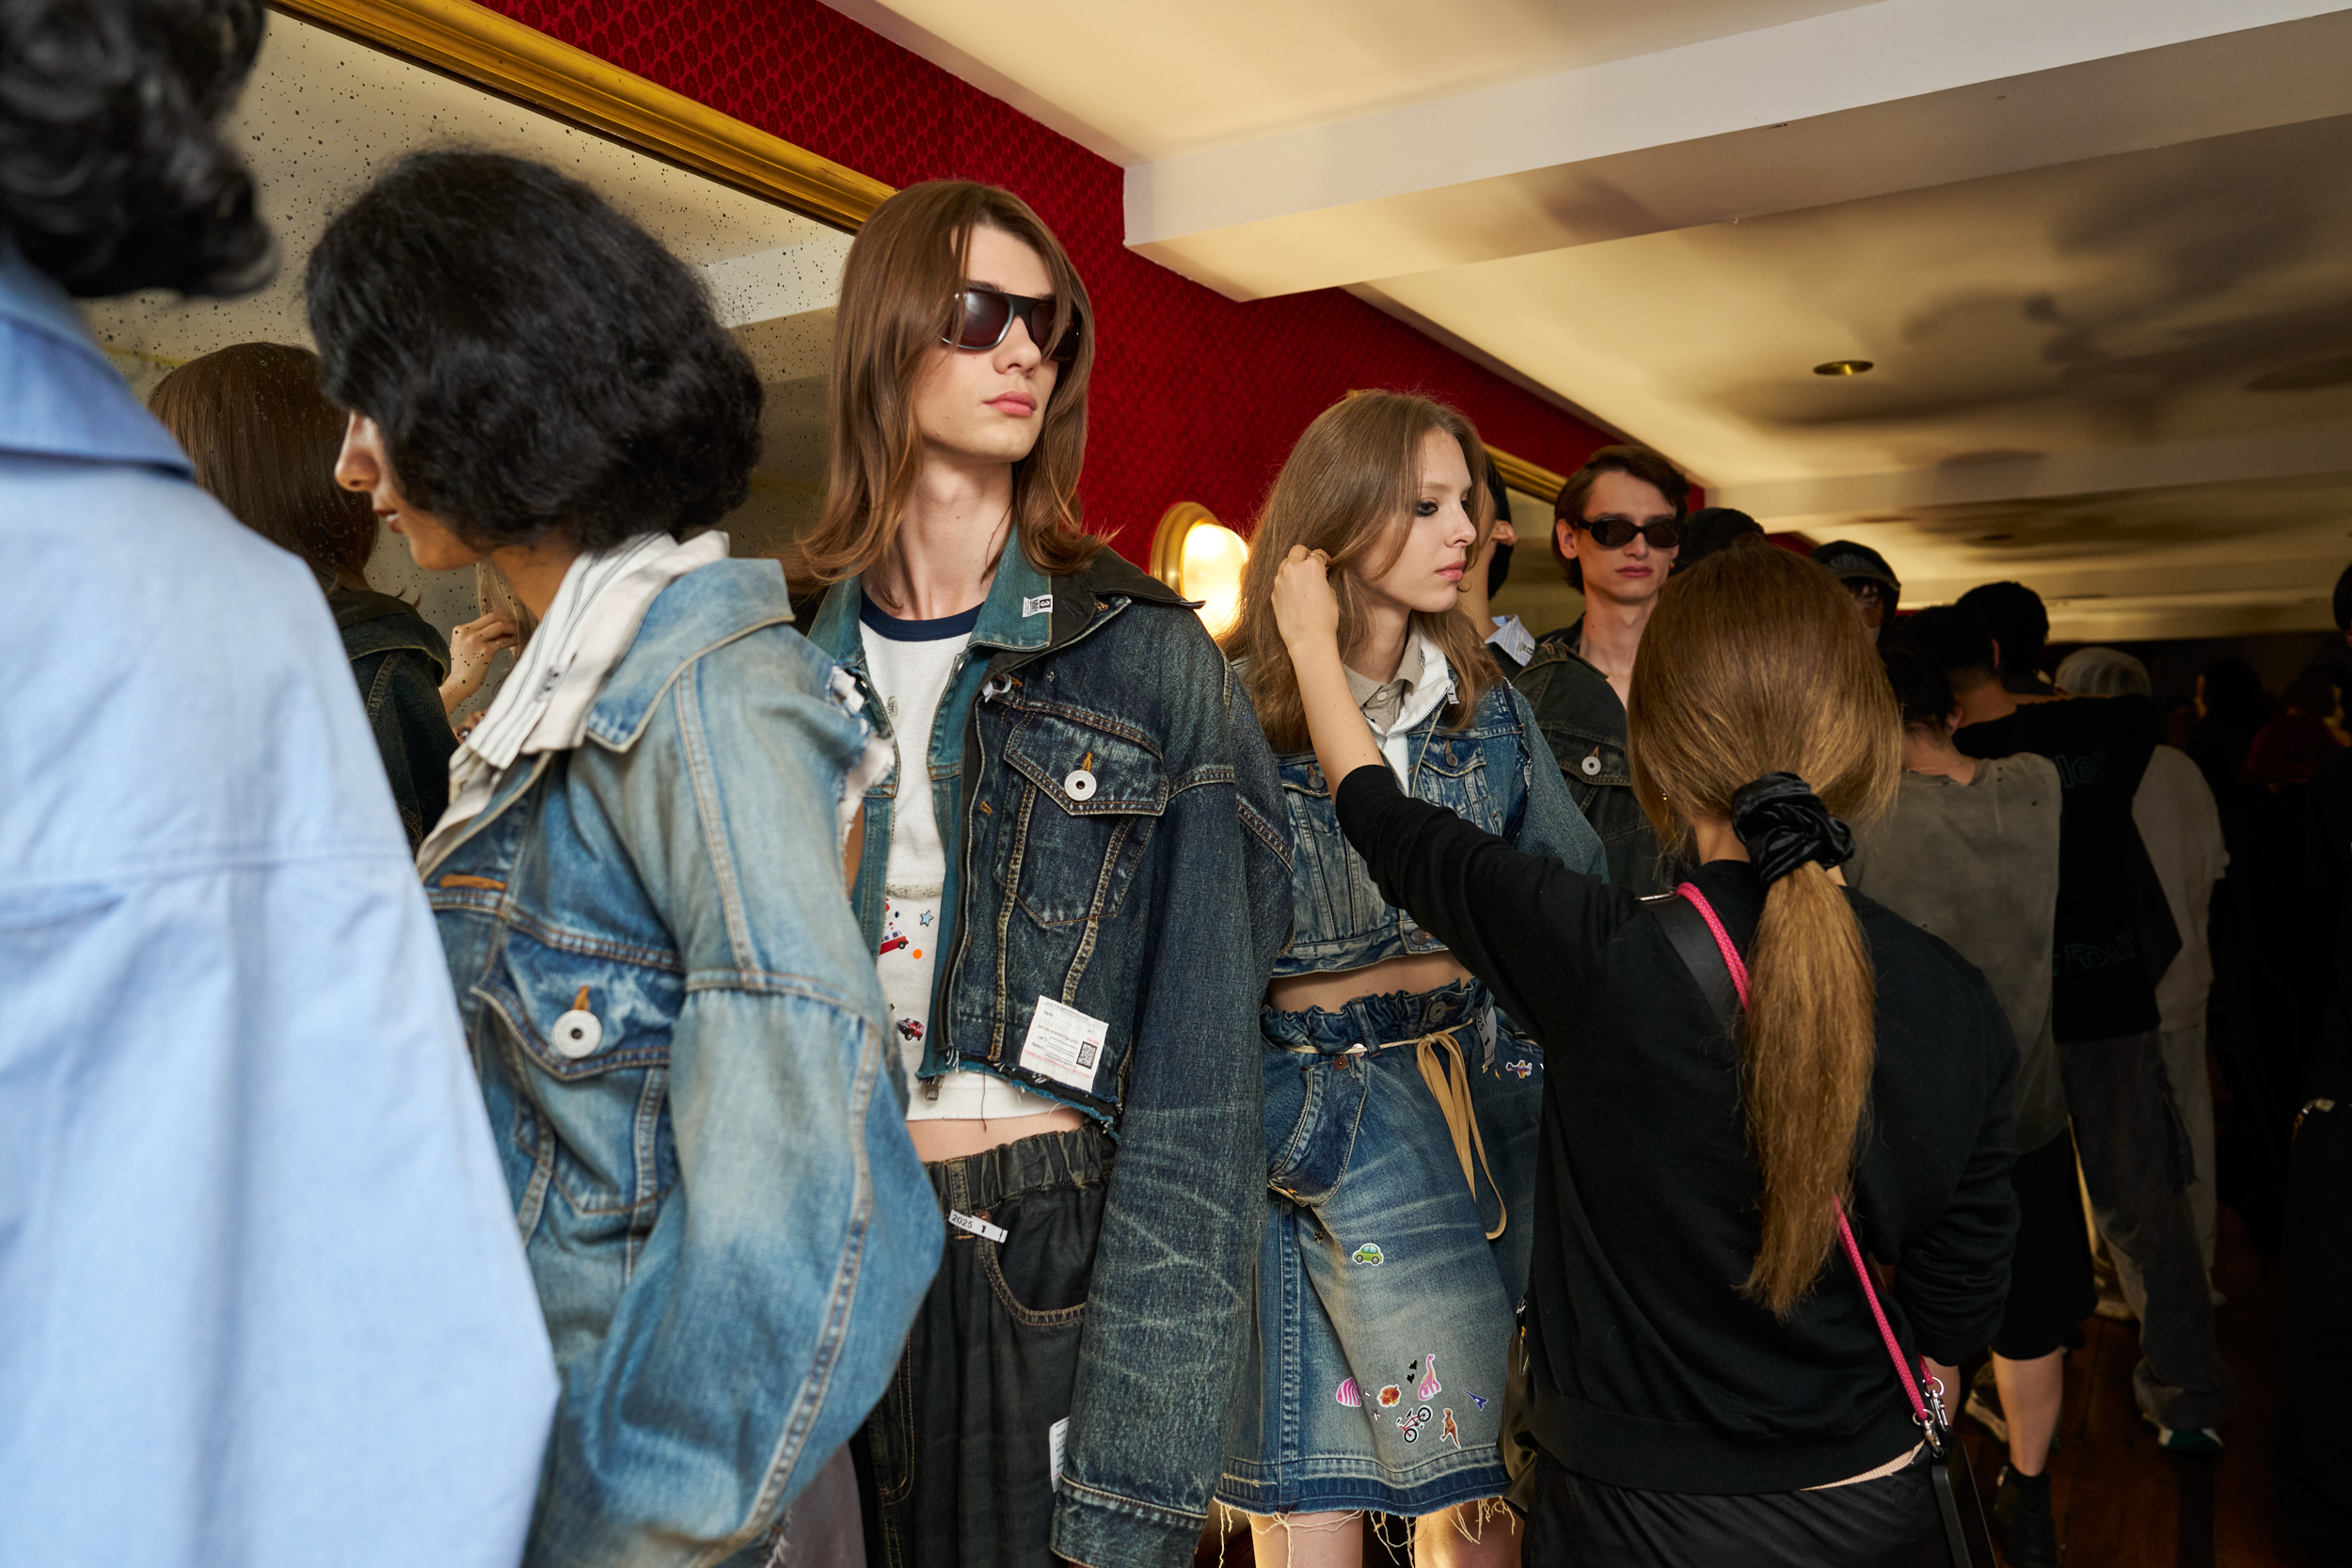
top-left (1218, 979), bottom-right (1543, 1516)
top-left (861, 1126), bottom-right (1111, 1568)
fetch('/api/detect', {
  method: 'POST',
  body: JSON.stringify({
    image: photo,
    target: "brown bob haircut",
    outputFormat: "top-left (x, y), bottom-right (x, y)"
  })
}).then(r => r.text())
top-left (1629, 545), bottom-right (1899, 1313)
top-left (1550, 443), bottom-right (1692, 592)
top-left (1221, 390), bottom-right (1497, 753)
top-left (792, 181), bottom-right (1101, 591)
top-left (149, 341), bottom-right (375, 593)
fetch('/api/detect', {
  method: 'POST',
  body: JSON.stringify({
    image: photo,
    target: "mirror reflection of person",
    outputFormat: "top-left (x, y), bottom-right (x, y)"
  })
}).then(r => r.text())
top-left (0, 6), bottom-right (557, 1564)
top-left (1267, 543), bottom-right (2016, 1563)
top-left (1513, 445), bottom-right (1692, 895)
top-left (149, 341), bottom-right (458, 848)
top-left (1215, 392), bottom-right (1604, 1566)
top-left (311, 150), bottom-right (940, 1565)
top-left (788, 181), bottom-right (1293, 1568)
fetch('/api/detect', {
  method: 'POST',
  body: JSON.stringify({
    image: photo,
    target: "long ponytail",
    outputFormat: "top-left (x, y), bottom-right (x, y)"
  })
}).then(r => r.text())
top-left (1629, 546), bottom-right (1899, 1314)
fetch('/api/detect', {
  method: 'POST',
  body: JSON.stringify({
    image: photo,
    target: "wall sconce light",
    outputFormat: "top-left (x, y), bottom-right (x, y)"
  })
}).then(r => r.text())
top-left (1152, 501), bottom-right (1248, 637)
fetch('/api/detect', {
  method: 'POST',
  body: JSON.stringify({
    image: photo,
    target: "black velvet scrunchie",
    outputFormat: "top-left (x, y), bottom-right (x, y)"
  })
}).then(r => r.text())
top-left (1730, 772), bottom-right (1854, 887)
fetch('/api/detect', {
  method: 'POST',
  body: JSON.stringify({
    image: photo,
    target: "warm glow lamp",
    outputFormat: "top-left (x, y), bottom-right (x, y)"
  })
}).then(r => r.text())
top-left (1150, 502), bottom-right (1248, 637)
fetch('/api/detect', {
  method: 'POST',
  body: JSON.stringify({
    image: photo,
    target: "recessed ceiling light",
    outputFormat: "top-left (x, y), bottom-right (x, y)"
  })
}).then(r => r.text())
top-left (1814, 359), bottom-right (1874, 376)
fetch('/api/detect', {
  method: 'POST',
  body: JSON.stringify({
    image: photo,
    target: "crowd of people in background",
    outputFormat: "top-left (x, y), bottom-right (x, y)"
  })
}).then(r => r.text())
top-left (8, 5), bottom-right (2352, 1568)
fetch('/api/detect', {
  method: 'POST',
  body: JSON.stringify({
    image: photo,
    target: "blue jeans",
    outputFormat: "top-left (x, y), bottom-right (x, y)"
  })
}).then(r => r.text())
top-left (1219, 980), bottom-right (1544, 1515)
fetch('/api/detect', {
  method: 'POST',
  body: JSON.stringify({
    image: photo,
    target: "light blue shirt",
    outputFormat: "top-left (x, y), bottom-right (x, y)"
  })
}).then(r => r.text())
top-left (0, 241), bottom-right (557, 1565)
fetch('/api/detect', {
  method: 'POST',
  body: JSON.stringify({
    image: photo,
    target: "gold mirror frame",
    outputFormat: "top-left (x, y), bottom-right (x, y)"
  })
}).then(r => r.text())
top-left (271, 0), bottom-right (893, 230)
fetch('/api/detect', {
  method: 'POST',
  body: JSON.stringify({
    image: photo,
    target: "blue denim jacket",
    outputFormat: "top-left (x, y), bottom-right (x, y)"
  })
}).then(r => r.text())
top-left (810, 546), bottom-right (1294, 1567)
top-left (421, 560), bottom-right (942, 1568)
top-left (1273, 673), bottom-right (1607, 978)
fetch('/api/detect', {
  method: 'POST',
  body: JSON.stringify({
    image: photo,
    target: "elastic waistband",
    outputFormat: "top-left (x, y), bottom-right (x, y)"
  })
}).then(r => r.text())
top-left (1261, 975), bottom-right (1488, 1057)
top-left (925, 1123), bottom-right (1111, 1212)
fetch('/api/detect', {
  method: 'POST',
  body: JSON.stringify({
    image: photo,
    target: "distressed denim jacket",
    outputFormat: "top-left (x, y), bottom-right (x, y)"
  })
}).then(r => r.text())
top-left (1512, 620), bottom-right (1674, 895)
top-left (1273, 673), bottom-right (1606, 980)
top-left (809, 546), bottom-right (1294, 1567)
top-left (421, 561), bottom-right (943, 1568)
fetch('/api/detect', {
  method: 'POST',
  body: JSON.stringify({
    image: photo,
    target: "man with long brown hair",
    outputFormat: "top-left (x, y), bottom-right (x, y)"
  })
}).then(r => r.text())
top-left (791, 180), bottom-right (1292, 1568)
top-left (1512, 444), bottom-right (1692, 895)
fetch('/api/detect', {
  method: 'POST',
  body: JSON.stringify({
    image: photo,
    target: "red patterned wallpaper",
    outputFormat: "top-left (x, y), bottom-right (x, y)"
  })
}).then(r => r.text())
top-left (486, 0), bottom-right (1623, 560)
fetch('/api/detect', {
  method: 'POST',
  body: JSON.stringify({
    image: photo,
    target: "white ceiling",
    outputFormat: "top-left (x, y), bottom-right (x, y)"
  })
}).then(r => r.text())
top-left (828, 0), bottom-right (2352, 639)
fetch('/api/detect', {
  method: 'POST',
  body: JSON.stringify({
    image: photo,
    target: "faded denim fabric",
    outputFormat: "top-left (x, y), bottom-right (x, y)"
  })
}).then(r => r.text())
top-left (811, 546), bottom-right (1295, 1567)
top-left (1, 239), bottom-right (557, 1568)
top-left (1270, 678), bottom-right (1607, 981)
top-left (422, 561), bottom-right (942, 1568)
top-left (1512, 623), bottom-right (1674, 895)
top-left (1227, 679), bottom-right (1600, 1513)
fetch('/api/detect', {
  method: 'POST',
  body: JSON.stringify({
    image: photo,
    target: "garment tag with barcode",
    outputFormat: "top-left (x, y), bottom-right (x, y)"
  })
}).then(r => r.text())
top-left (1018, 996), bottom-right (1106, 1091)
top-left (1023, 594), bottom-right (1054, 617)
top-left (1049, 1417), bottom-right (1069, 1485)
top-left (946, 1209), bottom-right (1008, 1244)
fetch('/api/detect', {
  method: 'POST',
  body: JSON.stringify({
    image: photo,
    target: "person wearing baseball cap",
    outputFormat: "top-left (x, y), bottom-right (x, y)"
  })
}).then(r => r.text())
top-left (1811, 540), bottom-right (1901, 643)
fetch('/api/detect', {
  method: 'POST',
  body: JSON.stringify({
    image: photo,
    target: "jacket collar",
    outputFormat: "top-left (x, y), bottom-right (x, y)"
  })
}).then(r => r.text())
top-left (812, 540), bottom-right (1192, 671)
top-left (584, 554), bottom-right (794, 751)
top-left (0, 237), bottom-right (192, 474)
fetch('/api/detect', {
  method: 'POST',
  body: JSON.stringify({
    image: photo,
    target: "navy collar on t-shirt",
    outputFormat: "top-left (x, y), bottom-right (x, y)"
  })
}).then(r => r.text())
top-left (859, 590), bottom-right (983, 641)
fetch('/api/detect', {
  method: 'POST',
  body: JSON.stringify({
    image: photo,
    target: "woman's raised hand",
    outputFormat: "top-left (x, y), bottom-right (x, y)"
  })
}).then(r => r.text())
top-left (441, 610), bottom-right (520, 715)
top-left (1270, 546), bottom-right (1341, 657)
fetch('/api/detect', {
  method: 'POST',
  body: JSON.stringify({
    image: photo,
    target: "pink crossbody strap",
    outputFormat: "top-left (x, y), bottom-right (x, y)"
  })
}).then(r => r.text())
top-left (1674, 881), bottom-right (1936, 1433)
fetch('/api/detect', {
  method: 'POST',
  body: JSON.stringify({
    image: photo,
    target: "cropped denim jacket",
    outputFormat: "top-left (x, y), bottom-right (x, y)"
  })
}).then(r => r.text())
top-left (1511, 620), bottom-right (1674, 895)
top-left (421, 561), bottom-right (943, 1568)
top-left (809, 546), bottom-right (1294, 1568)
top-left (1272, 673), bottom-right (1607, 981)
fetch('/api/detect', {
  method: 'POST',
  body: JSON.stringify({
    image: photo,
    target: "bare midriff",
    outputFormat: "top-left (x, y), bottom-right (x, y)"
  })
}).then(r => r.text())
top-left (908, 1107), bottom-right (1087, 1164)
top-left (1267, 949), bottom-right (1473, 1018)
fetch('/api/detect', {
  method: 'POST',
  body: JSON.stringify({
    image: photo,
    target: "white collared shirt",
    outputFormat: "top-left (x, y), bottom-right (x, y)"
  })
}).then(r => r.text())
top-left (419, 530), bottom-right (728, 867)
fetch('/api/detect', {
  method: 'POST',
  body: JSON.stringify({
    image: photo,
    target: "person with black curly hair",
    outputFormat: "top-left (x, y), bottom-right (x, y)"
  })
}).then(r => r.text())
top-left (311, 150), bottom-right (943, 1567)
top-left (0, 5), bottom-right (558, 1565)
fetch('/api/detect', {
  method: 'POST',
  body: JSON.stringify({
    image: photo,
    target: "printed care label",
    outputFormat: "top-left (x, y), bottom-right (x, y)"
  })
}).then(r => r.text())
top-left (1018, 995), bottom-right (1106, 1092)
top-left (1050, 1418), bottom-right (1069, 1485)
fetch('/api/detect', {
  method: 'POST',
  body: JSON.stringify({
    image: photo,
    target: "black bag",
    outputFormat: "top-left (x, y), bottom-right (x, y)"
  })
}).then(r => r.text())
top-left (1645, 887), bottom-right (1995, 1568)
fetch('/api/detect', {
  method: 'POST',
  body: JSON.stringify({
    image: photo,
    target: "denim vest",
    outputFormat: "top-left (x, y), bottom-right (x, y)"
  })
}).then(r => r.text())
top-left (809, 545), bottom-right (1295, 1565)
top-left (1273, 672), bottom-right (1607, 979)
top-left (420, 560), bottom-right (944, 1568)
top-left (1512, 620), bottom-right (1674, 895)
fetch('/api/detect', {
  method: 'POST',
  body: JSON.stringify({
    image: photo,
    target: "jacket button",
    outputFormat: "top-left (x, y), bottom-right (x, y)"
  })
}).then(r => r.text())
top-left (552, 1008), bottom-right (603, 1058)
top-left (1581, 754), bottom-right (1603, 777)
top-left (1063, 768), bottom-right (1097, 801)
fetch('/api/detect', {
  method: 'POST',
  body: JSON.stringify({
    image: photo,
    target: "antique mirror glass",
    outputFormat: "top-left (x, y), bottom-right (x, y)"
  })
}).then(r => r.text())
top-left (79, 4), bottom-right (863, 713)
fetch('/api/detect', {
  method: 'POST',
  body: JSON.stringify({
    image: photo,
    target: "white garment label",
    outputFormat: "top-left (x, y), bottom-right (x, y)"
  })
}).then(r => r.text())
top-left (1023, 594), bottom-right (1054, 617)
top-left (1018, 995), bottom-right (1106, 1091)
top-left (1049, 1417), bottom-right (1069, 1486)
top-left (947, 1209), bottom-right (1009, 1244)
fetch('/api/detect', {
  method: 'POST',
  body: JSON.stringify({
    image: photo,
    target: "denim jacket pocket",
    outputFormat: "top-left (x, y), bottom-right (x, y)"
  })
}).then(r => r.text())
top-left (481, 930), bottom-right (682, 1232)
top-left (1266, 1055), bottom-right (1372, 1209)
top-left (1416, 731), bottom-right (1501, 832)
top-left (1541, 722), bottom-right (1631, 816)
top-left (998, 709), bottom-right (1168, 927)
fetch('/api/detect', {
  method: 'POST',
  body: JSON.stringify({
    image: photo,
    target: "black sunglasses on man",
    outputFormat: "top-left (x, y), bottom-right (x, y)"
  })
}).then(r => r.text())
top-left (945, 284), bottom-right (1081, 363)
top-left (1559, 508), bottom-right (1682, 550)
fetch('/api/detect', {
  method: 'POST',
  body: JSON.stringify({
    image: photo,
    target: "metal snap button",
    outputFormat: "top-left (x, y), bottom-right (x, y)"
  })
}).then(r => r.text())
top-left (553, 1008), bottom-right (603, 1059)
top-left (1063, 768), bottom-right (1097, 801)
top-left (1581, 753), bottom-right (1603, 777)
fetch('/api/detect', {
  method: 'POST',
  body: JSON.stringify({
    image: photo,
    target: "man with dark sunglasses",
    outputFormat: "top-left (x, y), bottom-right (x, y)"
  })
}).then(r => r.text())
top-left (1512, 444), bottom-right (1692, 894)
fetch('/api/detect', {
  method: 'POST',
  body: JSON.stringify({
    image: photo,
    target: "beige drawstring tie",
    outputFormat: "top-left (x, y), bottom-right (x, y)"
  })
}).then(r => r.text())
top-left (1406, 1024), bottom-right (1506, 1242)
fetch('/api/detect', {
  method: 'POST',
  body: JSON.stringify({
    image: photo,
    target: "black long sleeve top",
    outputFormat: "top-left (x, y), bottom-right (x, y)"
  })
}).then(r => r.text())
top-left (1334, 764), bottom-right (2018, 1494)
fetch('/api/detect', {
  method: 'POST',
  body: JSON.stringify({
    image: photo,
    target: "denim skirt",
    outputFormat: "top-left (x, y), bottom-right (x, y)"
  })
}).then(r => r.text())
top-left (1216, 978), bottom-right (1545, 1516)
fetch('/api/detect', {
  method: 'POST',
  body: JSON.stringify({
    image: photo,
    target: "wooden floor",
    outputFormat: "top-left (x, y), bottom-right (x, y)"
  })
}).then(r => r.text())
top-left (1954, 1205), bottom-right (2316, 1568)
top-left (1201, 1205), bottom-right (2313, 1566)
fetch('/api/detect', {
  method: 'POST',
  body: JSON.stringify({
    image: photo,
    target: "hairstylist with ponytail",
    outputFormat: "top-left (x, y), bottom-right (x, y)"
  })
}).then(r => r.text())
top-left (1268, 541), bottom-right (2018, 1564)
